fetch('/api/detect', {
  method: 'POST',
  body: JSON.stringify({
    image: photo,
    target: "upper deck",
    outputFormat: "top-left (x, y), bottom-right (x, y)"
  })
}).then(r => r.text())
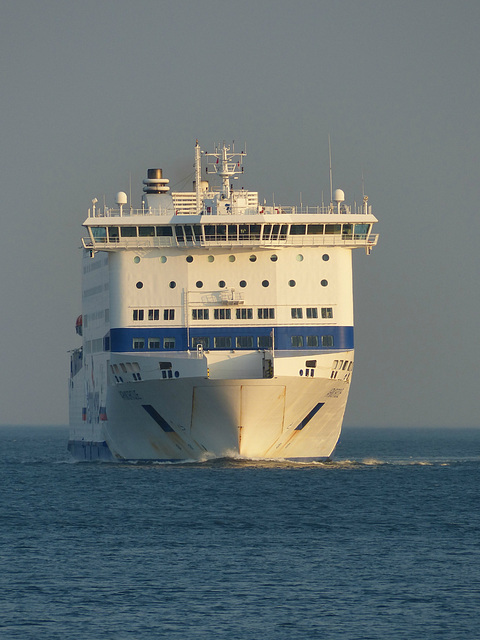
top-left (82, 141), bottom-right (378, 251)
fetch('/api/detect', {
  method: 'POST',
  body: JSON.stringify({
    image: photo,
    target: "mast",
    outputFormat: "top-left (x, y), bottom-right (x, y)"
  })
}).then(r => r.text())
top-left (195, 139), bottom-right (202, 214)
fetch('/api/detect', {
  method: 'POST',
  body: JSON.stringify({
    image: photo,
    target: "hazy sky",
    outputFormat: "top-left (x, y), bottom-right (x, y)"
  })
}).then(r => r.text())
top-left (1, 0), bottom-right (478, 427)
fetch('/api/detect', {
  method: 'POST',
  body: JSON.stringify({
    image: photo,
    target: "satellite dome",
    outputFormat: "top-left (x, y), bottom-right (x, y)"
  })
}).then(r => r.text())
top-left (116, 191), bottom-right (128, 205)
top-left (334, 189), bottom-right (345, 203)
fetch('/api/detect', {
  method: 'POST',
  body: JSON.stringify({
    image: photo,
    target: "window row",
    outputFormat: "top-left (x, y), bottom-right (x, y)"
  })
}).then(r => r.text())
top-left (133, 308), bottom-right (175, 321)
top-left (147, 253), bottom-right (330, 264)
top-left (133, 337), bottom-right (176, 350)
top-left (136, 279), bottom-right (328, 290)
top-left (133, 306), bottom-right (333, 322)
top-left (291, 307), bottom-right (333, 319)
top-left (91, 223), bottom-right (370, 243)
top-left (131, 334), bottom-right (335, 350)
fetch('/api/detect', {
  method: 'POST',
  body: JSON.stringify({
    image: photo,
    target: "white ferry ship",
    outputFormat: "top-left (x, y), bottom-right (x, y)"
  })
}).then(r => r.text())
top-left (68, 140), bottom-right (378, 461)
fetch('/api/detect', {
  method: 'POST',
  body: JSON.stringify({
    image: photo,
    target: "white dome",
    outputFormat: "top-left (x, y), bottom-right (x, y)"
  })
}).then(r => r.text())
top-left (116, 191), bottom-right (128, 205)
top-left (334, 189), bottom-right (345, 203)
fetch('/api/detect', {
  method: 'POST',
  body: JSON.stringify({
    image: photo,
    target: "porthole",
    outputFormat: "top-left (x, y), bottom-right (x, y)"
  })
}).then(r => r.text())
top-left (249, 255), bottom-right (257, 262)
top-left (169, 281), bottom-right (176, 289)
top-left (160, 256), bottom-right (167, 263)
top-left (288, 280), bottom-right (296, 287)
top-left (218, 280), bottom-right (226, 288)
top-left (133, 256), bottom-right (140, 264)
top-left (207, 255), bottom-right (215, 263)
top-left (228, 255), bottom-right (236, 262)
top-left (296, 254), bottom-right (304, 262)
top-left (239, 280), bottom-right (247, 288)
top-left (321, 279), bottom-right (328, 287)
top-left (322, 254), bottom-right (329, 262)
top-left (136, 281), bottom-right (143, 289)
top-left (174, 371), bottom-right (180, 378)
top-left (262, 280), bottom-right (269, 287)
top-left (186, 255), bottom-right (193, 263)
top-left (196, 281), bottom-right (203, 288)
top-left (270, 254), bottom-right (278, 262)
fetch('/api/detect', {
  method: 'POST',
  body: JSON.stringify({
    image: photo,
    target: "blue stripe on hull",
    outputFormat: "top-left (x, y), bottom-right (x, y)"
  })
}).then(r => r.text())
top-left (110, 325), bottom-right (354, 352)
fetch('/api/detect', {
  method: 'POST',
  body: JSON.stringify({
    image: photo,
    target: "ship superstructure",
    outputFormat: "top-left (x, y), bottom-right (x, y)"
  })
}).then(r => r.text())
top-left (68, 141), bottom-right (378, 461)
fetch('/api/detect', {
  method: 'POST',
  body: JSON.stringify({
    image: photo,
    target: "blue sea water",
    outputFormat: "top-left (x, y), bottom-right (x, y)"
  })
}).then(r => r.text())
top-left (1, 426), bottom-right (479, 639)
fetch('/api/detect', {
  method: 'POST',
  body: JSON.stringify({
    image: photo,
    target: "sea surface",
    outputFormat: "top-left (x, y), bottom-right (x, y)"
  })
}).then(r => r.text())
top-left (1, 425), bottom-right (479, 639)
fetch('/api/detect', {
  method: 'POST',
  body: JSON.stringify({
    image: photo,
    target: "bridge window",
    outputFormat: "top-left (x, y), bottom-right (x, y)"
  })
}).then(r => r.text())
top-left (91, 227), bottom-right (107, 242)
top-left (156, 226), bottom-right (173, 237)
top-left (290, 225), bottom-right (306, 235)
top-left (138, 226), bottom-right (155, 237)
top-left (325, 224), bottom-right (342, 235)
top-left (307, 224), bottom-right (324, 235)
top-left (121, 226), bottom-right (137, 237)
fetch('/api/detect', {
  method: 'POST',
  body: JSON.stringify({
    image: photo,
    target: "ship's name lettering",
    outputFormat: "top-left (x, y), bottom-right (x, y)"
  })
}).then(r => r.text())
top-left (119, 390), bottom-right (143, 400)
top-left (326, 388), bottom-right (344, 398)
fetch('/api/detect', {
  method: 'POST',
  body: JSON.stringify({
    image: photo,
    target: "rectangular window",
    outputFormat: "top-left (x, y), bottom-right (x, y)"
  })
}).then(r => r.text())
top-left (289, 224), bottom-right (306, 235)
top-left (120, 226), bottom-right (137, 237)
top-left (156, 226), bottom-right (173, 237)
top-left (163, 337), bottom-right (176, 349)
top-left (175, 226), bottom-right (185, 241)
top-left (192, 337), bottom-right (209, 349)
top-left (227, 224), bottom-right (237, 241)
top-left (148, 337), bottom-right (161, 349)
top-left (138, 226), bottom-right (155, 237)
top-left (262, 224), bottom-right (272, 240)
top-left (307, 224), bottom-right (324, 235)
top-left (291, 308), bottom-right (303, 319)
top-left (236, 336), bottom-right (254, 348)
top-left (214, 336), bottom-right (232, 349)
top-left (291, 336), bottom-right (304, 347)
top-left (325, 224), bottom-right (342, 235)
top-left (193, 225), bottom-right (203, 241)
top-left (321, 307), bottom-right (333, 319)
top-left (307, 335), bottom-right (319, 347)
top-left (258, 335), bottom-right (273, 349)
top-left (214, 308), bottom-right (231, 320)
top-left (133, 338), bottom-right (145, 349)
top-left (91, 227), bottom-right (107, 242)
top-left (322, 335), bottom-right (334, 347)
top-left (258, 308), bottom-right (275, 319)
top-left (306, 308), bottom-right (318, 319)
top-left (108, 227), bottom-right (119, 242)
top-left (236, 308), bottom-right (253, 320)
top-left (164, 309), bottom-right (175, 320)
top-left (192, 309), bottom-right (209, 320)
top-left (133, 309), bottom-right (144, 321)
top-left (148, 309), bottom-right (160, 321)
top-left (354, 223), bottom-right (370, 239)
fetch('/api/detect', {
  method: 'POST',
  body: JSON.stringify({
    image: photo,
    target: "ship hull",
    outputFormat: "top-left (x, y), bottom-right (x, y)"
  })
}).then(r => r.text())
top-left (68, 374), bottom-right (350, 462)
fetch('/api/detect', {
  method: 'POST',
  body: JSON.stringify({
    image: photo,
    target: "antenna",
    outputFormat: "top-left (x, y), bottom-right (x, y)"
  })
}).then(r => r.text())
top-left (361, 169), bottom-right (365, 198)
top-left (328, 135), bottom-right (333, 203)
